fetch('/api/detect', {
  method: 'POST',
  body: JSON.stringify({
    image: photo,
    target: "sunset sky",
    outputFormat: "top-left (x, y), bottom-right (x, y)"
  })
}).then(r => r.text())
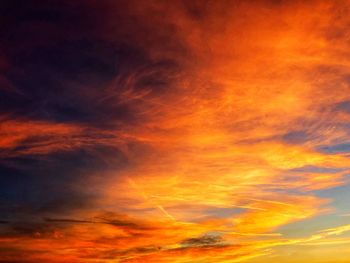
top-left (1, 0), bottom-right (350, 262)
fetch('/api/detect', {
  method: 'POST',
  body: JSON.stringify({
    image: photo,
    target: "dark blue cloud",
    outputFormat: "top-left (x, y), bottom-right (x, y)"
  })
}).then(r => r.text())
top-left (0, 144), bottom-right (129, 220)
top-left (0, 0), bottom-right (182, 127)
top-left (0, 0), bottom-right (186, 242)
top-left (317, 143), bottom-right (350, 154)
top-left (281, 131), bottom-right (310, 144)
top-left (289, 165), bottom-right (347, 174)
top-left (334, 100), bottom-right (350, 114)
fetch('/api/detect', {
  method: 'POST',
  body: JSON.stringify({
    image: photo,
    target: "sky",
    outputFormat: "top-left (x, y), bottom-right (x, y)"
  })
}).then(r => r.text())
top-left (1, 0), bottom-right (350, 262)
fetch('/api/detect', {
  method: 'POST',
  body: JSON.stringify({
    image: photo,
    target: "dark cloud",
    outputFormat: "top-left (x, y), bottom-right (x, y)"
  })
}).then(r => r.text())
top-left (180, 234), bottom-right (224, 248)
top-left (335, 100), bottom-right (350, 114)
top-left (0, 0), bottom-right (185, 127)
top-left (44, 218), bottom-right (94, 224)
top-left (0, 143), bottom-right (130, 224)
top-left (318, 143), bottom-right (350, 154)
top-left (93, 212), bottom-right (160, 231)
top-left (281, 131), bottom-right (310, 144)
top-left (290, 165), bottom-right (346, 174)
top-left (42, 215), bottom-right (153, 231)
top-left (90, 246), bottom-right (163, 261)
top-left (0, 0), bottom-right (189, 230)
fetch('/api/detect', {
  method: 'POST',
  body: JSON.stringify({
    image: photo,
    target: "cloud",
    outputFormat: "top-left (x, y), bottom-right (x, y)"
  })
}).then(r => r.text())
top-left (2, 0), bottom-right (350, 262)
top-left (180, 234), bottom-right (224, 247)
